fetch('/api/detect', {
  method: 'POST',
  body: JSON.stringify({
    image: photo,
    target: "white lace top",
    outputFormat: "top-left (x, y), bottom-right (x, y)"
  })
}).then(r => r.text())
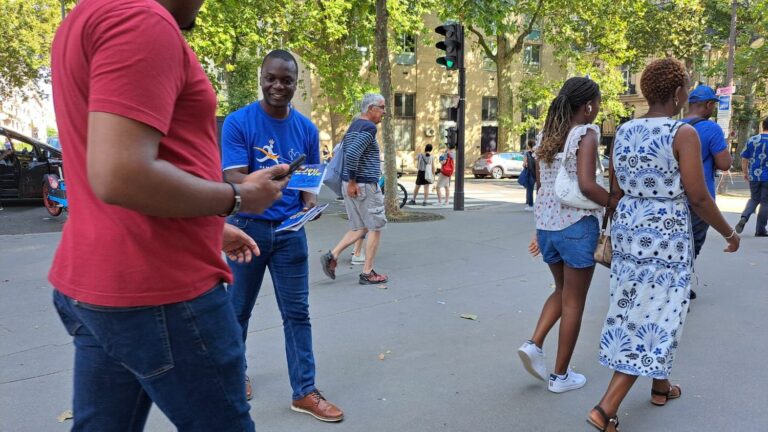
top-left (533, 124), bottom-right (605, 231)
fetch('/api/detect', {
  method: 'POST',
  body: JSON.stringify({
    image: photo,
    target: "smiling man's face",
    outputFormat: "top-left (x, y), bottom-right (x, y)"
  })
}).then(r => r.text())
top-left (260, 58), bottom-right (298, 109)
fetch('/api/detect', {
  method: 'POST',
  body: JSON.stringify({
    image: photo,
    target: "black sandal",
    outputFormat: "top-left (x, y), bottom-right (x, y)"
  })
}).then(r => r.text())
top-left (587, 405), bottom-right (620, 431)
top-left (651, 384), bottom-right (681, 406)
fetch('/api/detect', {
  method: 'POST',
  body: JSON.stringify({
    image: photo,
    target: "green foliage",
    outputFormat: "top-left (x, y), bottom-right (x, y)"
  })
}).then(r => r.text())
top-left (0, 0), bottom-right (60, 99)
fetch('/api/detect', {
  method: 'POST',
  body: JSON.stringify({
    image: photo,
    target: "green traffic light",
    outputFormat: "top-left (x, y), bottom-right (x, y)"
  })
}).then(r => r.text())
top-left (446, 60), bottom-right (454, 68)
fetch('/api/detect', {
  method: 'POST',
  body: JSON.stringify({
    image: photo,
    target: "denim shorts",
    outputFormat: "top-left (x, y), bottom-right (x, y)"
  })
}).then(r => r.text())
top-left (537, 216), bottom-right (599, 268)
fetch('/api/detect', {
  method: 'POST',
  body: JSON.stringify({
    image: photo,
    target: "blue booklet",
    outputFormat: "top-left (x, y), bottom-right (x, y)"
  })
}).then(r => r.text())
top-left (276, 203), bottom-right (329, 232)
top-left (286, 164), bottom-right (327, 194)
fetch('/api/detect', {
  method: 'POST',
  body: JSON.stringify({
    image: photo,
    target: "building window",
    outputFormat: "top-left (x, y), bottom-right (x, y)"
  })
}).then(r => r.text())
top-left (394, 34), bottom-right (416, 65)
top-left (440, 95), bottom-right (458, 121)
top-left (482, 97), bottom-right (498, 121)
top-left (394, 93), bottom-right (415, 118)
top-left (523, 44), bottom-right (541, 67)
top-left (393, 121), bottom-right (415, 151)
top-left (621, 64), bottom-right (636, 95)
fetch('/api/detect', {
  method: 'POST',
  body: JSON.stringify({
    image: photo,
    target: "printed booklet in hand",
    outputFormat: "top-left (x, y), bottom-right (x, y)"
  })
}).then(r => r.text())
top-left (276, 203), bottom-right (329, 233)
top-left (286, 164), bottom-right (327, 195)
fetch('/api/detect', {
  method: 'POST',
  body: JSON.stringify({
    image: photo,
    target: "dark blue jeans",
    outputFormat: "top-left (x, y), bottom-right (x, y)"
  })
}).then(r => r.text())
top-left (525, 182), bottom-right (535, 207)
top-left (741, 181), bottom-right (768, 235)
top-left (53, 285), bottom-right (254, 432)
top-left (689, 207), bottom-right (709, 258)
top-left (226, 217), bottom-right (315, 401)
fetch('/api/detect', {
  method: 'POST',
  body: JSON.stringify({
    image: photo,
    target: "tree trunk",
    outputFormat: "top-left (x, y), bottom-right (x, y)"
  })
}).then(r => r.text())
top-left (375, 0), bottom-right (399, 217)
top-left (734, 80), bottom-right (758, 168)
top-left (326, 95), bottom-right (348, 145)
top-left (496, 36), bottom-right (516, 151)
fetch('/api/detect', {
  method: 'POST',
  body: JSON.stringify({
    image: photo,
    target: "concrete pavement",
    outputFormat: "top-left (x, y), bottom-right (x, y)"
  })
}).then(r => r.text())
top-left (1, 184), bottom-right (767, 431)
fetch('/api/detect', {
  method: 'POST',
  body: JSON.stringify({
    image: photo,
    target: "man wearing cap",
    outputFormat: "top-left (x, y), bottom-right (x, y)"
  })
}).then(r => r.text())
top-left (682, 85), bottom-right (733, 297)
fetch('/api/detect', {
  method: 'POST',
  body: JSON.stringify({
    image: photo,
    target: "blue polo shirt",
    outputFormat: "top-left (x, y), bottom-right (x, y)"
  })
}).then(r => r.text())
top-left (221, 102), bottom-right (320, 221)
top-left (682, 117), bottom-right (728, 198)
top-left (741, 134), bottom-right (768, 182)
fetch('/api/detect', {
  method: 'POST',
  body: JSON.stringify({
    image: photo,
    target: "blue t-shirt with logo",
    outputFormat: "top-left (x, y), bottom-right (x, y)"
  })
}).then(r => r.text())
top-left (741, 134), bottom-right (768, 182)
top-left (682, 118), bottom-right (728, 198)
top-left (221, 102), bottom-right (320, 221)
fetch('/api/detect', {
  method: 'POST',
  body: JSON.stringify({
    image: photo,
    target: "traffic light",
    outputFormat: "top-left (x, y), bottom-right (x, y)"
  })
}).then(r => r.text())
top-left (435, 24), bottom-right (463, 70)
top-left (445, 127), bottom-right (458, 149)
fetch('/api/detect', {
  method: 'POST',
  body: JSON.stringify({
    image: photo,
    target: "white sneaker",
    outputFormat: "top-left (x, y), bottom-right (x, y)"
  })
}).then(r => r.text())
top-left (548, 368), bottom-right (586, 393)
top-left (351, 254), bottom-right (366, 265)
top-left (517, 341), bottom-right (547, 381)
top-left (524, 206), bottom-right (534, 211)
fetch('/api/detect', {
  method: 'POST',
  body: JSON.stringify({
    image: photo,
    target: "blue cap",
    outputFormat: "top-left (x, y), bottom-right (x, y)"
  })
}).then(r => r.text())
top-left (688, 85), bottom-right (718, 103)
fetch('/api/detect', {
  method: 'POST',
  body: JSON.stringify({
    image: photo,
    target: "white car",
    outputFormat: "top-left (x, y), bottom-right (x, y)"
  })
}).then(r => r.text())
top-left (472, 152), bottom-right (525, 179)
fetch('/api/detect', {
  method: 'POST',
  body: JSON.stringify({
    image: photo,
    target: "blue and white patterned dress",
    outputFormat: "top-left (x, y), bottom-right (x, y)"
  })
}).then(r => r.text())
top-left (599, 117), bottom-right (692, 379)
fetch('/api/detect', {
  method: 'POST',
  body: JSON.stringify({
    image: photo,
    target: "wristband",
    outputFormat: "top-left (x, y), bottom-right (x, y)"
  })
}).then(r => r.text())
top-left (724, 229), bottom-right (737, 240)
top-left (219, 182), bottom-right (241, 217)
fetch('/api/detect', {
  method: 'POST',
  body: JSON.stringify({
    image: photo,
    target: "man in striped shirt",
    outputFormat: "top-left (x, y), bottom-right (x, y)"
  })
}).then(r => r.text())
top-left (321, 93), bottom-right (389, 284)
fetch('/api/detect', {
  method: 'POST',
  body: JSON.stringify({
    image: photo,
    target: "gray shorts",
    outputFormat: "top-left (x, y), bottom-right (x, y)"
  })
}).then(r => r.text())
top-left (342, 182), bottom-right (387, 231)
top-left (437, 173), bottom-right (451, 188)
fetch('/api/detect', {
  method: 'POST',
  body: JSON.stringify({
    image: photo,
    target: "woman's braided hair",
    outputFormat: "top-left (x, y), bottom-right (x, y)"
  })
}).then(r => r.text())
top-left (536, 77), bottom-right (600, 164)
top-left (640, 58), bottom-right (687, 106)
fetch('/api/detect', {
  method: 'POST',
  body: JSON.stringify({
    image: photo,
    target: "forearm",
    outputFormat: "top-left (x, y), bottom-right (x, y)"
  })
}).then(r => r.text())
top-left (581, 182), bottom-right (611, 207)
top-left (741, 159), bottom-right (750, 176)
top-left (94, 158), bottom-right (233, 218)
top-left (301, 191), bottom-right (317, 207)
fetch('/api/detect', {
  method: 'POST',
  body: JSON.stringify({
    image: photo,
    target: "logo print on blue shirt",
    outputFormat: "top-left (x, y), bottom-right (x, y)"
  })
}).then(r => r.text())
top-left (254, 139), bottom-right (280, 164)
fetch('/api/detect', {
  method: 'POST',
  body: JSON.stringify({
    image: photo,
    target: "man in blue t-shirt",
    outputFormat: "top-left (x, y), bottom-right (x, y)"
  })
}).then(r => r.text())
top-left (735, 118), bottom-right (768, 237)
top-left (221, 50), bottom-right (343, 422)
top-left (683, 85), bottom-right (733, 264)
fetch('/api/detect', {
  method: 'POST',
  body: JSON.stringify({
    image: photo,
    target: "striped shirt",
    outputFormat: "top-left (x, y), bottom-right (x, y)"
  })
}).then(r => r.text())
top-left (341, 119), bottom-right (381, 184)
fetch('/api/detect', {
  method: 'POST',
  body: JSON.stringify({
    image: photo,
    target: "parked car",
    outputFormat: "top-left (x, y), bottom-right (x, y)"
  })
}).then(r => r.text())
top-left (1, 127), bottom-right (64, 204)
top-left (472, 152), bottom-right (525, 179)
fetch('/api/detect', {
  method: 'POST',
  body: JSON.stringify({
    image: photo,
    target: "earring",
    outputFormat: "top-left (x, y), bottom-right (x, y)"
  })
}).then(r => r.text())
top-left (587, 105), bottom-right (593, 114)
top-left (673, 97), bottom-right (679, 106)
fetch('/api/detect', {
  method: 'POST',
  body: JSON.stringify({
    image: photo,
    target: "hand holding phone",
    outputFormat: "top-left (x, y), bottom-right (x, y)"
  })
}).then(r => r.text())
top-left (272, 154), bottom-right (306, 181)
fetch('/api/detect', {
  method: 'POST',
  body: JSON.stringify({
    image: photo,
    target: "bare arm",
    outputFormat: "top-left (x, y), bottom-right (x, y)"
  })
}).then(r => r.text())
top-left (89, 112), bottom-right (289, 217)
top-left (576, 130), bottom-right (610, 207)
top-left (674, 125), bottom-right (739, 251)
top-left (713, 149), bottom-right (732, 171)
top-left (741, 158), bottom-right (750, 181)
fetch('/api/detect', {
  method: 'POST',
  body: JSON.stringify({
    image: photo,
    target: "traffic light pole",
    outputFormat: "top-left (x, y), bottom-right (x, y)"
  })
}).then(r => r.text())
top-left (453, 25), bottom-right (466, 211)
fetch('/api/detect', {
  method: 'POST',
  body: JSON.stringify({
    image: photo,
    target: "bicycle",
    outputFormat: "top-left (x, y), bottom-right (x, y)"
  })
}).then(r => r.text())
top-left (379, 170), bottom-right (408, 208)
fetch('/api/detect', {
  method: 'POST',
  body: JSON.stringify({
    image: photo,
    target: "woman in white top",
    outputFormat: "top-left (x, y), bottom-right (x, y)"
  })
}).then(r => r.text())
top-left (410, 144), bottom-right (435, 206)
top-left (518, 77), bottom-right (615, 394)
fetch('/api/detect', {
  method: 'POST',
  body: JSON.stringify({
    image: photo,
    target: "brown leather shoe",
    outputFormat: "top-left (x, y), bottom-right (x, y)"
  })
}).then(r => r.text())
top-left (245, 376), bottom-right (253, 401)
top-left (290, 390), bottom-right (343, 422)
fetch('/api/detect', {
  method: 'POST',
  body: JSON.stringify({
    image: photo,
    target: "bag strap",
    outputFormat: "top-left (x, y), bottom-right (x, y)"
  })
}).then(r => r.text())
top-left (601, 155), bottom-right (614, 231)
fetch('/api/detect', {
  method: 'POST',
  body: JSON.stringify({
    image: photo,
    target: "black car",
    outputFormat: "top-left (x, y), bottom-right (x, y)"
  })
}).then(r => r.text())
top-left (1, 127), bottom-right (63, 201)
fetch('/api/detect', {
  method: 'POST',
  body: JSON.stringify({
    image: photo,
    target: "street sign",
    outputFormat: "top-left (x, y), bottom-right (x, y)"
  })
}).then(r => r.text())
top-left (718, 95), bottom-right (732, 112)
top-left (716, 86), bottom-right (736, 96)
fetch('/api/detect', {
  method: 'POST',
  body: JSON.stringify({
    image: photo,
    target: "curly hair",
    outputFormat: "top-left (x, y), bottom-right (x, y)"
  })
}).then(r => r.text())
top-left (536, 77), bottom-right (600, 164)
top-left (640, 58), bottom-right (687, 106)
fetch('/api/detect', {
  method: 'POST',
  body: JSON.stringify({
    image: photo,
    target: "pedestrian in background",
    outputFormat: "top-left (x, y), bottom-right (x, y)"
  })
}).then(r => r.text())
top-left (520, 77), bottom-right (610, 394)
top-left (588, 58), bottom-right (739, 432)
top-left (735, 117), bottom-right (768, 237)
top-left (321, 93), bottom-right (389, 285)
top-left (682, 85), bottom-right (732, 300)
top-left (522, 139), bottom-right (537, 211)
top-left (436, 144), bottom-right (456, 207)
top-left (409, 144), bottom-right (434, 206)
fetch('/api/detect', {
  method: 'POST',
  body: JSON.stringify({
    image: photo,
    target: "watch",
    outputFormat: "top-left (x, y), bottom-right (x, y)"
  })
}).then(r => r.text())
top-left (220, 181), bottom-right (241, 217)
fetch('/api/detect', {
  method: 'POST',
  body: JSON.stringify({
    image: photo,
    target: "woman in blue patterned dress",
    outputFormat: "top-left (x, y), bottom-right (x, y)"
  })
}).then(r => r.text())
top-left (587, 59), bottom-right (740, 431)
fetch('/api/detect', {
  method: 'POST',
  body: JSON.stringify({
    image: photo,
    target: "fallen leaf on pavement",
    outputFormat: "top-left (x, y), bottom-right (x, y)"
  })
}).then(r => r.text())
top-left (378, 353), bottom-right (386, 360)
top-left (460, 313), bottom-right (478, 321)
top-left (377, 285), bottom-right (388, 289)
top-left (57, 410), bottom-right (73, 423)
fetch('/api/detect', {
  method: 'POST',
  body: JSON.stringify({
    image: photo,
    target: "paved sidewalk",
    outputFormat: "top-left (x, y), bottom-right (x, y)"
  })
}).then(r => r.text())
top-left (1, 193), bottom-right (767, 431)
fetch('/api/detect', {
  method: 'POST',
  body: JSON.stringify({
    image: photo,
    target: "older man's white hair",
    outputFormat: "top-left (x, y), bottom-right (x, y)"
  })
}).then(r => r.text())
top-left (360, 93), bottom-right (385, 115)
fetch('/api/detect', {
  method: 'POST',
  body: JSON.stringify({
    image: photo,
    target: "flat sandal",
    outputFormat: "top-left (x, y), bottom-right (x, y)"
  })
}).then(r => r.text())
top-left (587, 405), bottom-right (620, 432)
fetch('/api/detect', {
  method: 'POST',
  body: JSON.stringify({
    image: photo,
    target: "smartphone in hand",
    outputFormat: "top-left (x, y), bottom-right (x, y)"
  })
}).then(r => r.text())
top-left (272, 154), bottom-right (306, 181)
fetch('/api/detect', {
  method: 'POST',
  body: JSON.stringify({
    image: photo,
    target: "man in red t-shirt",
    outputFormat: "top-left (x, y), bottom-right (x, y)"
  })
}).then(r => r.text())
top-left (50, 0), bottom-right (290, 430)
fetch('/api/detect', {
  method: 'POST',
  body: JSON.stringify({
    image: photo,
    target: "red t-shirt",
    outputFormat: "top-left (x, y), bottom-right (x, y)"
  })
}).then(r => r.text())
top-left (49, 0), bottom-right (232, 306)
